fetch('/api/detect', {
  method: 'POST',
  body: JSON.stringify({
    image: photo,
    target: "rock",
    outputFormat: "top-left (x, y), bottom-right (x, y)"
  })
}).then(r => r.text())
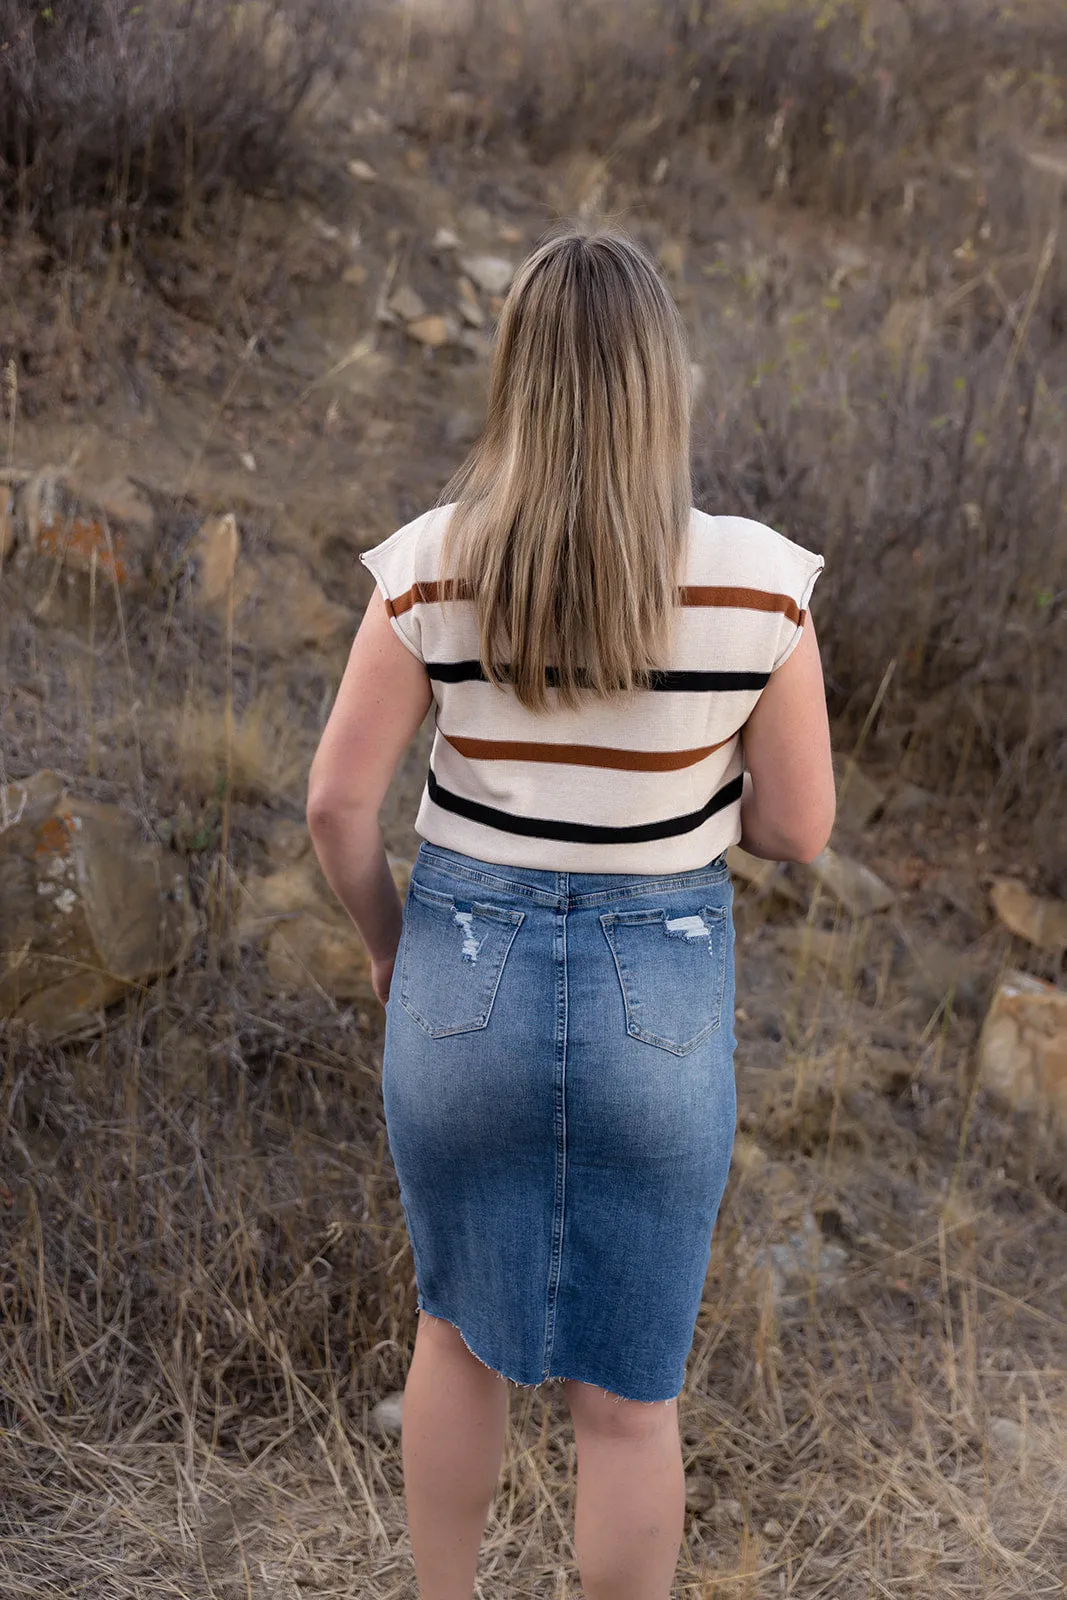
top-left (431, 226), bottom-right (460, 253)
top-left (988, 1416), bottom-right (1026, 1461)
top-left (0, 782), bottom-right (195, 1040)
top-left (499, 224), bottom-right (523, 245)
top-left (990, 878), bottom-right (1067, 954)
top-left (763, 1519), bottom-right (785, 1539)
top-left (265, 912), bottom-right (369, 1000)
top-left (978, 970), bottom-right (1067, 1131)
top-left (388, 284), bottom-right (428, 323)
top-left (774, 923), bottom-right (861, 985)
top-left (406, 314), bottom-right (455, 349)
top-left (0, 771), bottom-right (67, 831)
top-left (802, 845), bottom-right (895, 917)
top-left (342, 262), bottom-right (368, 287)
top-left (237, 855), bottom-right (332, 941)
top-left (753, 1210), bottom-right (849, 1306)
top-left (0, 480), bottom-right (15, 560)
top-left (456, 276), bottom-right (485, 328)
top-left (458, 329), bottom-right (492, 360)
top-left (346, 158), bottom-right (377, 182)
top-left (831, 752), bottom-right (884, 831)
top-left (189, 516), bottom-right (352, 655)
top-left (883, 782), bottom-right (937, 821)
top-left (444, 409), bottom-right (482, 448)
top-left (370, 1391), bottom-right (404, 1437)
top-left (190, 513), bottom-right (239, 608)
top-left (1025, 145), bottom-right (1067, 181)
top-left (726, 845), bottom-right (803, 905)
top-left (459, 254), bottom-right (514, 296)
top-left (251, 550), bottom-right (350, 649)
top-left (266, 818), bottom-right (312, 865)
top-left (238, 854), bottom-right (413, 1003)
top-left (7, 467), bottom-right (154, 624)
top-left (685, 1478), bottom-right (716, 1513)
top-left (899, 933), bottom-right (978, 1015)
top-left (457, 203), bottom-right (494, 239)
top-left (658, 239), bottom-right (686, 280)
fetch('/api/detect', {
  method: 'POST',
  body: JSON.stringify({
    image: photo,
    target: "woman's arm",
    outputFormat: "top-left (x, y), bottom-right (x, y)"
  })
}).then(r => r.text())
top-left (739, 609), bottom-right (836, 863)
top-left (306, 587), bottom-right (433, 1002)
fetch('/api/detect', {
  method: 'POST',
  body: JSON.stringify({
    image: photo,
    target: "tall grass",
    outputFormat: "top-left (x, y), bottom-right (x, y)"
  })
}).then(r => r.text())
top-left (386, 0), bottom-right (1067, 861)
top-left (0, 0), bottom-right (361, 244)
top-left (3, 6), bottom-right (1067, 1596)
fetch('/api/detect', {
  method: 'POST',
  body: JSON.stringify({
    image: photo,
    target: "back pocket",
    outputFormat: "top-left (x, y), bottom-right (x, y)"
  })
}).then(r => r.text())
top-left (600, 904), bottom-right (729, 1056)
top-left (398, 880), bottom-right (525, 1039)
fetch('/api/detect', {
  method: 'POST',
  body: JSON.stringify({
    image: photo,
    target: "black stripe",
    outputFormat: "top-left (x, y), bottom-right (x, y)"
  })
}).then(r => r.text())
top-left (425, 660), bottom-right (769, 693)
top-left (426, 768), bottom-right (745, 846)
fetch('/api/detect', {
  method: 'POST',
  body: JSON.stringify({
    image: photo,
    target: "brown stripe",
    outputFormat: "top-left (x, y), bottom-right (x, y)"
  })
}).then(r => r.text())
top-left (678, 585), bottom-right (801, 623)
top-left (388, 578), bottom-right (799, 624)
top-left (387, 578), bottom-right (474, 618)
top-left (440, 731), bottom-right (734, 772)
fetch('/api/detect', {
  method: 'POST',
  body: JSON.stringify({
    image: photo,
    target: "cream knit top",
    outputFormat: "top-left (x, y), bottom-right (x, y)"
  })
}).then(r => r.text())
top-left (360, 505), bottom-right (824, 875)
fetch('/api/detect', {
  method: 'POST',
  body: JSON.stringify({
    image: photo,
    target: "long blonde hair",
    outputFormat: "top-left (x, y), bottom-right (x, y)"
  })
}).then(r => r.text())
top-left (440, 226), bottom-right (693, 712)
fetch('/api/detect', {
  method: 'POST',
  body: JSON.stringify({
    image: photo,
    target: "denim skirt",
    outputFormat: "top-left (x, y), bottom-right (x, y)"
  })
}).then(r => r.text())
top-left (382, 841), bottom-right (738, 1404)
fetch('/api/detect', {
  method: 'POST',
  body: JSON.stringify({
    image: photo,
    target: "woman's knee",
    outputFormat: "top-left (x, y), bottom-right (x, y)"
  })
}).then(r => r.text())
top-left (414, 1312), bottom-right (507, 1383)
top-left (563, 1379), bottom-right (678, 1443)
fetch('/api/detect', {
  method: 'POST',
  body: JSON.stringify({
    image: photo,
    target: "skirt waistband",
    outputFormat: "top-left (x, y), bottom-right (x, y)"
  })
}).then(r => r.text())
top-left (412, 841), bottom-right (732, 912)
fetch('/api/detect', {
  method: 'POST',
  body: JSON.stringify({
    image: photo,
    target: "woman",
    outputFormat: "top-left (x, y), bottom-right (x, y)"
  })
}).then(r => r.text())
top-left (307, 226), bottom-right (835, 1600)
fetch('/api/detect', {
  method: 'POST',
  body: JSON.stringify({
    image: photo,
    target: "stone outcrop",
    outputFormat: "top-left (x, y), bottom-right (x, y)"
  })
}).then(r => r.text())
top-left (979, 970), bottom-right (1067, 1132)
top-left (2, 466), bottom-right (154, 626)
top-left (0, 774), bottom-right (196, 1039)
top-left (238, 844), bottom-right (412, 1004)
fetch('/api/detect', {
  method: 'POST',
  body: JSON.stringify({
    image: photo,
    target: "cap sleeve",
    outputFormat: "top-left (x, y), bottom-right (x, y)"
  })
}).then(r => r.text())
top-left (359, 522), bottom-right (424, 663)
top-left (771, 540), bottom-right (824, 671)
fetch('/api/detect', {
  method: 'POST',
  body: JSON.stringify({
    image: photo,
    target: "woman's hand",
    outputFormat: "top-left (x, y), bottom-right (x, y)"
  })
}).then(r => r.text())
top-left (371, 953), bottom-right (396, 1008)
top-left (306, 588), bottom-right (432, 985)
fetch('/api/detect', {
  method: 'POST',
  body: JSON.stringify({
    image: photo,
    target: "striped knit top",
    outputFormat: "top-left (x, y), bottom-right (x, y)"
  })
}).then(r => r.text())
top-left (360, 504), bottom-right (824, 874)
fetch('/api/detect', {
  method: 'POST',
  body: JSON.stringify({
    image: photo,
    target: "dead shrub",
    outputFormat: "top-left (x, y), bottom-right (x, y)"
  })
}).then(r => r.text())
top-left (693, 294), bottom-right (1067, 856)
top-left (0, 0), bottom-right (363, 245)
top-left (388, 0), bottom-right (1067, 858)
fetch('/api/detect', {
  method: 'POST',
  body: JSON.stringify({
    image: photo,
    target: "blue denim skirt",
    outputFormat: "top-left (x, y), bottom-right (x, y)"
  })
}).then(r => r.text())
top-left (382, 841), bottom-right (738, 1404)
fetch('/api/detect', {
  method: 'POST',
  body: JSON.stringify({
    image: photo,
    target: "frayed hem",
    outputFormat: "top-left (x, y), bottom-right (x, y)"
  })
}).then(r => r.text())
top-left (415, 1305), bottom-right (681, 1405)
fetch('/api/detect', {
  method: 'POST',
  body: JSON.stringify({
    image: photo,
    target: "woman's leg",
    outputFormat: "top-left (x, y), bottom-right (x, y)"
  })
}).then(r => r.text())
top-left (564, 1379), bottom-right (686, 1600)
top-left (401, 1311), bottom-right (510, 1600)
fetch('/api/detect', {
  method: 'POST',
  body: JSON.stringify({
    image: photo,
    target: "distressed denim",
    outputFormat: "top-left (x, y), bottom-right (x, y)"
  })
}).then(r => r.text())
top-left (382, 841), bottom-right (738, 1403)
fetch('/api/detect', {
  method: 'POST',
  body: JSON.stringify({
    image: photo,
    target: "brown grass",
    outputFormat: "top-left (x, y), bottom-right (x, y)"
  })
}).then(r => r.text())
top-left (382, 0), bottom-right (1067, 870)
top-left (169, 693), bottom-right (307, 807)
top-left (3, 3), bottom-right (1067, 1597)
top-left (2, 944), bottom-right (1066, 1598)
top-left (0, 0), bottom-right (361, 245)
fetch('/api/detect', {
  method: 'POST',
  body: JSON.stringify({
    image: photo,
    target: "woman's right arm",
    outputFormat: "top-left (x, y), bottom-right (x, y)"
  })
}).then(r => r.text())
top-left (738, 610), bottom-right (836, 863)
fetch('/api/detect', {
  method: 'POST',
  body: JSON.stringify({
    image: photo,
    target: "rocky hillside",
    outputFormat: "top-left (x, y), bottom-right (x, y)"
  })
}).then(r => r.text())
top-left (2, 4), bottom-right (1067, 1595)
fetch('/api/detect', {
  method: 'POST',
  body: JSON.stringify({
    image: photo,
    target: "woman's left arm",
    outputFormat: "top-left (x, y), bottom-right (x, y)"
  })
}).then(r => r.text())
top-left (306, 587), bottom-right (433, 1003)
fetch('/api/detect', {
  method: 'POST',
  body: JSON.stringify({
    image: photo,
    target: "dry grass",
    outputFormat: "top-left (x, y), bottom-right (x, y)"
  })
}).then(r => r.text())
top-left (0, 0), bottom-right (361, 245)
top-left (168, 693), bottom-right (307, 808)
top-left (2, 949), bottom-right (1066, 1598)
top-left (3, 3), bottom-right (1067, 1597)
top-left (380, 0), bottom-right (1067, 870)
